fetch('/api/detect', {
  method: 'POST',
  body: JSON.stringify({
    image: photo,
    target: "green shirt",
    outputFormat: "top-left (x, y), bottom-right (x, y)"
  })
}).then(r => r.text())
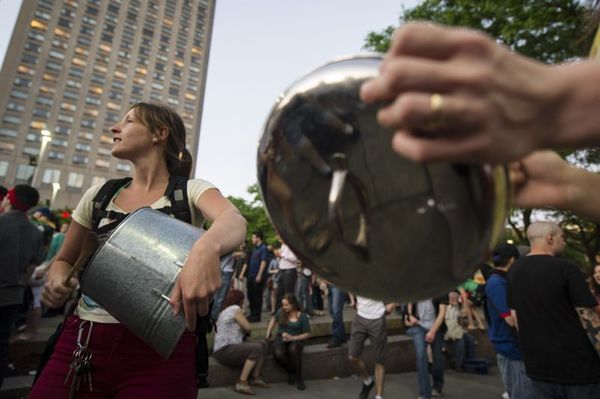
top-left (275, 310), bottom-right (311, 338)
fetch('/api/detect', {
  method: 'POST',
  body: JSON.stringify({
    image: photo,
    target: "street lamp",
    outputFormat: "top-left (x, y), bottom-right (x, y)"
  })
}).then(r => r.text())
top-left (51, 182), bottom-right (61, 208)
top-left (31, 129), bottom-right (52, 188)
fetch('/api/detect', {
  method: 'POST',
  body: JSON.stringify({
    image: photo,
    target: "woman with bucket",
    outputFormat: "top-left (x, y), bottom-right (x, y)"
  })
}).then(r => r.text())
top-left (31, 102), bottom-right (246, 398)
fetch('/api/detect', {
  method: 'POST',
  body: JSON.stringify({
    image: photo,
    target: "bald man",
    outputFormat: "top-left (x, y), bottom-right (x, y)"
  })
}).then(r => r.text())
top-left (507, 221), bottom-right (600, 398)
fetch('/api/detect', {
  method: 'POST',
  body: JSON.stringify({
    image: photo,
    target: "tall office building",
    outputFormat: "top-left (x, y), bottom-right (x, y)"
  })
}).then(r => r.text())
top-left (0, 0), bottom-right (215, 208)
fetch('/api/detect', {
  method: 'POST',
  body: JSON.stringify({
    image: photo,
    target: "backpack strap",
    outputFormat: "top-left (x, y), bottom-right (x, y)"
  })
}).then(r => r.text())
top-left (163, 175), bottom-right (191, 224)
top-left (91, 177), bottom-right (132, 231)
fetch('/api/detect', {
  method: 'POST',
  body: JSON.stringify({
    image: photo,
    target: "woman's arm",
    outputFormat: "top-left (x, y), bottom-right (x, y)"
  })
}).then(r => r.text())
top-left (426, 304), bottom-right (447, 343)
top-left (41, 221), bottom-right (88, 308)
top-left (289, 332), bottom-right (311, 341)
top-left (233, 308), bottom-right (252, 333)
top-left (170, 188), bottom-right (247, 331)
top-left (266, 317), bottom-right (276, 340)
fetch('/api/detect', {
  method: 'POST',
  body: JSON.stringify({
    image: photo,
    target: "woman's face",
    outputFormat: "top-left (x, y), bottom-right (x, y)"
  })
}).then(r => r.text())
top-left (593, 265), bottom-right (600, 285)
top-left (281, 299), bottom-right (292, 313)
top-left (110, 108), bottom-right (153, 159)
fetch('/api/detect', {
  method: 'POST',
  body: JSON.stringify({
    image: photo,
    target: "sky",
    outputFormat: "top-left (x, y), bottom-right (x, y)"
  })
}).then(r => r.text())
top-left (197, 1), bottom-right (419, 198)
top-left (0, 0), bottom-right (420, 199)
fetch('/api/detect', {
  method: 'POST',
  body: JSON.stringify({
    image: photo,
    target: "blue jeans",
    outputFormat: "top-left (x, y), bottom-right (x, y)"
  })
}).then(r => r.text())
top-left (531, 378), bottom-right (600, 399)
top-left (328, 285), bottom-right (346, 344)
top-left (407, 325), bottom-right (444, 399)
top-left (452, 332), bottom-right (475, 369)
top-left (210, 270), bottom-right (233, 320)
top-left (496, 354), bottom-right (534, 399)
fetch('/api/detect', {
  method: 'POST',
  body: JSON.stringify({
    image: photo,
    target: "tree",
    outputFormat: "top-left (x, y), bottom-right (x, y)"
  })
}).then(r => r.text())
top-left (363, 0), bottom-right (599, 268)
top-left (227, 183), bottom-right (278, 244)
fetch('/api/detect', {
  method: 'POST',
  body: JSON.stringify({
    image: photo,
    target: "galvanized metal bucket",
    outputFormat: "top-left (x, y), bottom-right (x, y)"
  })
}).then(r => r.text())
top-left (81, 207), bottom-right (222, 358)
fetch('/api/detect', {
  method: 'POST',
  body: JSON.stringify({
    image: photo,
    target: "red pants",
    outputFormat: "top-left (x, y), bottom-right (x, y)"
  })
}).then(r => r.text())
top-left (30, 315), bottom-right (196, 398)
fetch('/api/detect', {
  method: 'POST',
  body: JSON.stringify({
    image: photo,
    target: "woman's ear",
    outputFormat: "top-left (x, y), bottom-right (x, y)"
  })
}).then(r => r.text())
top-left (156, 127), bottom-right (169, 141)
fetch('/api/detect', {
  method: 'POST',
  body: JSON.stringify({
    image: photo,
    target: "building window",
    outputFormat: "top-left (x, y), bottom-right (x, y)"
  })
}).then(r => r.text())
top-left (67, 172), bottom-right (84, 188)
top-left (7, 102), bottom-right (25, 112)
top-left (11, 90), bottom-right (28, 100)
top-left (48, 151), bottom-right (65, 160)
top-left (0, 128), bottom-right (18, 138)
top-left (95, 159), bottom-right (110, 168)
top-left (72, 155), bottom-right (88, 165)
top-left (75, 143), bottom-right (91, 152)
top-left (3, 115), bottom-right (22, 125)
top-left (15, 164), bottom-right (34, 180)
top-left (55, 126), bottom-right (71, 136)
top-left (116, 163), bottom-right (131, 172)
top-left (0, 161), bottom-right (8, 178)
top-left (91, 176), bottom-right (106, 186)
top-left (0, 143), bottom-right (15, 154)
top-left (51, 138), bottom-right (68, 148)
top-left (97, 147), bottom-right (111, 156)
top-left (42, 169), bottom-right (61, 184)
top-left (14, 77), bottom-right (31, 87)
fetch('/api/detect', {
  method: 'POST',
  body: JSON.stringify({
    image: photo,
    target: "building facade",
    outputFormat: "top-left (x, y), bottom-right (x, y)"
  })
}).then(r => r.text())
top-left (0, 0), bottom-right (215, 208)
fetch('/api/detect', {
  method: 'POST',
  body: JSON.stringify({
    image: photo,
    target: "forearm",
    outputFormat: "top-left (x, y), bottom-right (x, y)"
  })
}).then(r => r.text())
top-left (430, 305), bottom-right (446, 334)
top-left (292, 332), bottom-right (311, 341)
top-left (563, 165), bottom-right (600, 223)
top-left (257, 261), bottom-right (267, 279)
top-left (47, 260), bottom-right (73, 280)
top-left (196, 209), bottom-right (246, 256)
top-left (553, 61), bottom-right (600, 150)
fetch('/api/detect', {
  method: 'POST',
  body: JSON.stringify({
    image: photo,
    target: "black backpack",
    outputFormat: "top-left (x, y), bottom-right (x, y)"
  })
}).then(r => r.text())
top-left (91, 175), bottom-right (191, 232)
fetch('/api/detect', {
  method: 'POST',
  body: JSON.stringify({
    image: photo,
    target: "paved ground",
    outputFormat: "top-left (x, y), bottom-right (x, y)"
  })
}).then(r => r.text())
top-left (197, 369), bottom-right (506, 399)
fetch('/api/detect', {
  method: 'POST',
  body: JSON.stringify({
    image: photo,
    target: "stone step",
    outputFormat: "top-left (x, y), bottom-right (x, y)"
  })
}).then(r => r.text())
top-left (207, 330), bottom-right (496, 388)
top-left (2, 330), bottom-right (495, 396)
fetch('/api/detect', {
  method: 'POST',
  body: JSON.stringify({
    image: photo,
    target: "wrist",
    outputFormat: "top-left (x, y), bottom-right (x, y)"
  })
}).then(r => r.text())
top-left (552, 61), bottom-right (600, 149)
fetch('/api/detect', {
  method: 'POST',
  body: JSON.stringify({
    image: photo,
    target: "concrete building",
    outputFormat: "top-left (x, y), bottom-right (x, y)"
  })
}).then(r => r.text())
top-left (0, 0), bottom-right (215, 208)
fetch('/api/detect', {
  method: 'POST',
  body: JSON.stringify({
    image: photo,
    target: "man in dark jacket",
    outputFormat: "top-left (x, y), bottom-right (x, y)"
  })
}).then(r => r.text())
top-left (0, 185), bottom-right (44, 388)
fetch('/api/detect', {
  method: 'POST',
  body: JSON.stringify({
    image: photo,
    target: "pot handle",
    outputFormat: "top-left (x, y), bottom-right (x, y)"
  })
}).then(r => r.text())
top-left (328, 153), bottom-right (369, 258)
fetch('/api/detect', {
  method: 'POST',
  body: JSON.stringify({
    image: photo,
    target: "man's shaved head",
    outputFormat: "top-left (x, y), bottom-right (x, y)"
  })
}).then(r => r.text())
top-left (527, 221), bottom-right (561, 244)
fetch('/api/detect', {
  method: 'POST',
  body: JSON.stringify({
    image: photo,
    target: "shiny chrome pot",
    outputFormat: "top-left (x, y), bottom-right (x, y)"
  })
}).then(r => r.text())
top-left (81, 207), bottom-right (230, 358)
top-left (257, 54), bottom-right (509, 302)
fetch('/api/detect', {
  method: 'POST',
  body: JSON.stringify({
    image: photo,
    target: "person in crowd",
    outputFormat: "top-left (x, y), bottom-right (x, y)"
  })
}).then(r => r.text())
top-left (590, 262), bottom-right (600, 304)
top-left (275, 239), bottom-right (298, 312)
top-left (295, 263), bottom-right (313, 317)
top-left (266, 244), bottom-right (280, 315)
top-left (0, 185), bottom-right (44, 389)
top-left (311, 275), bottom-right (325, 316)
top-left (347, 294), bottom-right (395, 399)
top-left (485, 242), bottom-right (534, 399)
top-left (444, 291), bottom-right (475, 372)
top-left (246, 231), bottom-right (268, 322)
top-left (13, 221), bottom-right (71, 343)
top-left (213, 289), bottom-right (269, 395)
top-left (33, 103), bottom-right (246, 398)
top-left (458, 270), bottom-right (487, 331)
top-left (508, 221), bottom-right (600, 397)
top-left (266, 293), bottom-right (311, 391)
top-left (405, 296), bottom-right (448, 399)
top-left (0, 185), bottom-right (7, 214)
top-left (210, 251), bottom-right (235, 320)
top-left (326, 283), bottom-right (348, 348)
top-left (360, 22), bottom-right (600, 224)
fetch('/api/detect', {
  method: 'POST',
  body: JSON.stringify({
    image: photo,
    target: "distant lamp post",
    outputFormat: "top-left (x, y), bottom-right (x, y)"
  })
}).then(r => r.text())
top-left (31, 129), bottom-right (52, 188)
top-left (51, 182), bottom-right (61, 208)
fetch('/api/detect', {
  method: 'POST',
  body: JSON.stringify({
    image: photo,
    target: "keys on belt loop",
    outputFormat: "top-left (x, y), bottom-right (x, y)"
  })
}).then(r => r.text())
top-left (65, 320), bottom-right (94, 398)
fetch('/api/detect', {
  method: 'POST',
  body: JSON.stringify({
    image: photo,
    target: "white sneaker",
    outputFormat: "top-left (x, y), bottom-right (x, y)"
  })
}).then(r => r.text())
top-left (502, 393), bottom-right (510, 399)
